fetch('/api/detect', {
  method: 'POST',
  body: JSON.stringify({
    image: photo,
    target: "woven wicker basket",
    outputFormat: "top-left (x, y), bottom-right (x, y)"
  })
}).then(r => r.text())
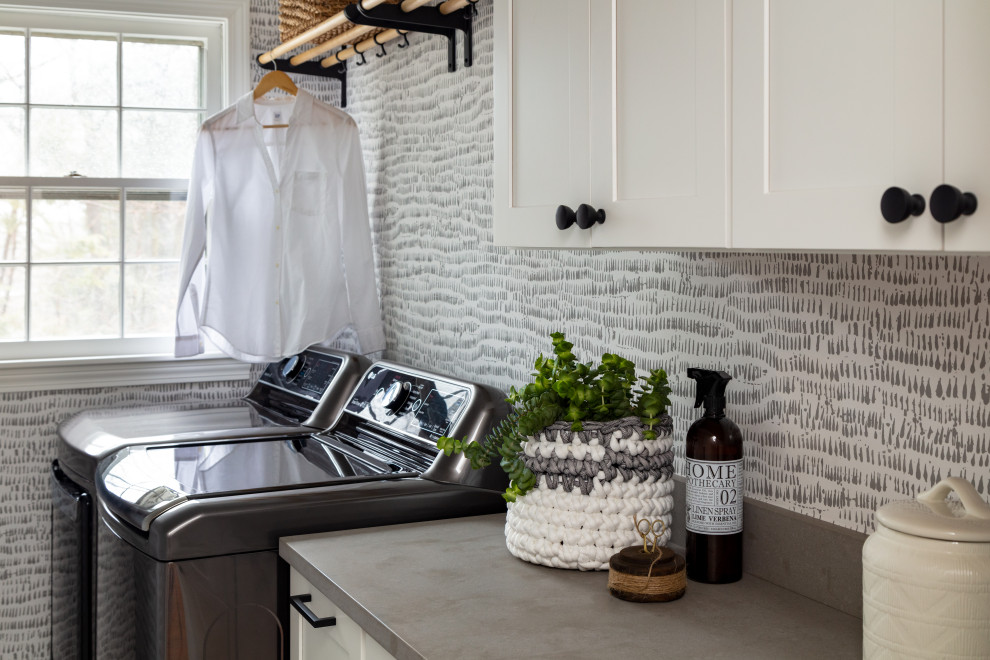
top-left (278, 0), bottom-right (397, 46)
top-left (504, 415), bottom-right (676, 571)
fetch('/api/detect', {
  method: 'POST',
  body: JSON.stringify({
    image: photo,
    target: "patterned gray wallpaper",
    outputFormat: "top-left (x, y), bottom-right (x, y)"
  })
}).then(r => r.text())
top-left (334, 0), bottom-right (990, 532)
top-left (1, 0), bottom-right (988, 656)
top-left (0, 381), bottom-right (251, 659)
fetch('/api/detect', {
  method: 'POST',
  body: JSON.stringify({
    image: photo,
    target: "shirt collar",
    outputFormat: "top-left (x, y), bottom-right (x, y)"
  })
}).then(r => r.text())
top-left (237, 87), bottom-right (314, 125)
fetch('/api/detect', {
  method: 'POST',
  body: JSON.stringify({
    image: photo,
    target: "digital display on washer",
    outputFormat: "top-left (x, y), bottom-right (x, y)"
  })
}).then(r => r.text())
top-left (346, 367), bottom-right (471, 443)
top-left (417, 388), bottom-right (467, 437)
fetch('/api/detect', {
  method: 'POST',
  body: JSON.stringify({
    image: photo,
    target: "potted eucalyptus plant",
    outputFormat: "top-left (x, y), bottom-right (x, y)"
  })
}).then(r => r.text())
top-left (438, 332), bottom-right (675, 570)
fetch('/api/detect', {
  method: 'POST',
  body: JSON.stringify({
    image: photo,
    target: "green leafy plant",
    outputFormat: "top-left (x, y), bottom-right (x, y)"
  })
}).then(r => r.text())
top-left (437, 332), bottom-right (672, 502)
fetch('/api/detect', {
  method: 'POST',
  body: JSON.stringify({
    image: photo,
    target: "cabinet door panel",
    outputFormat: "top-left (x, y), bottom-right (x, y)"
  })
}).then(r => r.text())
top-left (494, 0), bottom-right (592, 247)
top-left (943, 0), bottom-right (990, 252)
top-left (289, 569), bottom-right (363, 660)
top-left (733, 0), bottom-right (943, 251)
top-left (768, 3), bottom-right (892, 191)
top-left (591, 0), bottom-right (728, 248)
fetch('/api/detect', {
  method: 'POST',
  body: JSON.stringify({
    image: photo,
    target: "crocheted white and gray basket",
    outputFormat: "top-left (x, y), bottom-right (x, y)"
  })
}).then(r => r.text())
top-left (504, 415), bottom-right (674, 571)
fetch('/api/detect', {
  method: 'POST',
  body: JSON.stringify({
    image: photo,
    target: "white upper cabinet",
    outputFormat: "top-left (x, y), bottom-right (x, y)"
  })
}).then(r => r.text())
top-left (494, 0), bottom-right (729, 248)
top-left (733, 0), bottom-right (989, 252)
top-left (496, 0), bottom-right (989, 252)
top-left (732, 0), bottom-right (943, 250)
top-left (494, 0), bottom-right (592, 248)
top-left (943, 0), bottom-right (990, 251)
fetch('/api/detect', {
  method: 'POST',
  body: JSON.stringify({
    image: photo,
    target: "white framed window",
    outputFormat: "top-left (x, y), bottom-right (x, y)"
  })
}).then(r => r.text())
top-left (0, 0), bottom-right (252, 389)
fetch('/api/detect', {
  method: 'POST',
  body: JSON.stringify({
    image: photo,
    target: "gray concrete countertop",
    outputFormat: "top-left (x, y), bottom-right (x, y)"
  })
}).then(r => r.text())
top-left (281, 514), bottom-right (862, 660)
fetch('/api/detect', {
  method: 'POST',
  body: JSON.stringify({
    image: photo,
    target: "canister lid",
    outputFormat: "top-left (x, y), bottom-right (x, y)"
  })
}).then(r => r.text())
top-left (876, 477), bottom-right (990, 542)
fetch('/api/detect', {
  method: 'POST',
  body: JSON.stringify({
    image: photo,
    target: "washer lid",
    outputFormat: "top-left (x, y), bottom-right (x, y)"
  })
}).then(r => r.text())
top-left (876, 477), bottom-right (990, 542)
top-left (97, 435), bottom-right (402, 532)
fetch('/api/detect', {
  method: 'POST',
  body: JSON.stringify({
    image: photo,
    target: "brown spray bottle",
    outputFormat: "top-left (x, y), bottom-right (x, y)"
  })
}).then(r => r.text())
top-left (685, 368), bottom-right (743, 583)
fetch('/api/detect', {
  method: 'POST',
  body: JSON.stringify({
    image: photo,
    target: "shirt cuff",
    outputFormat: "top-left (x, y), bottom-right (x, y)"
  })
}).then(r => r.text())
top-left (174, 334), bottom-right (204, 357)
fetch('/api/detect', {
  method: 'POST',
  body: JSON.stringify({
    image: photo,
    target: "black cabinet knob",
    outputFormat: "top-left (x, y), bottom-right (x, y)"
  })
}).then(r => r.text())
top-left (575, 204), bottom-right (606, 229)
top-left (555, 205), bottom-right (576, 230)
top-left (556, 204), bottom-right (606, 230)
top-left (881, 187), bottom-right (925, 224)
top-left (930, 184), bottom-right (978, 224)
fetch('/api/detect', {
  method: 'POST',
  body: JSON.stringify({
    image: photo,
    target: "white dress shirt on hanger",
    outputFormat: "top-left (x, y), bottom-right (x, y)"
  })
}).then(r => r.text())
top-left (175, 89), bottom-right (385, 362)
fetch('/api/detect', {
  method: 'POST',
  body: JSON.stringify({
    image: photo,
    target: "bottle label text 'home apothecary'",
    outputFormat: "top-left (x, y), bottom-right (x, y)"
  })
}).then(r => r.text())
top-left (685, 459), bottom-right (743, 535)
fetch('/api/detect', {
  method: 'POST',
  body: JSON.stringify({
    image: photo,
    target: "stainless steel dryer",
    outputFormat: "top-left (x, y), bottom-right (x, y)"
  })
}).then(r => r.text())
top-left (51, 347), bottom-right (367, 660)
top-left (96, 361), bottom-right (508, 660)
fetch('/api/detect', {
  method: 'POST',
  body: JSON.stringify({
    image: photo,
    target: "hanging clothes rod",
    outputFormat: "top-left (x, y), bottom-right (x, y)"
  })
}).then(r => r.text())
top-left (438, 0), bottom-right (474, 15)
top-left (255, 0), bottom-right (477, 106)
top-left (289, 0), bottom-right (432, 66)
top-left (260, 0), bottom-right (475, 67)
top-left (258, 0), bottom-right (388, 64)
top-left (323, 0), bottom-right (476, 68)
top-left (328, 28), bottom-right (407, 66)
top-left (331, 0), bottom-right (476, 71)
top-left (290, 24), bottom-right (375, 66)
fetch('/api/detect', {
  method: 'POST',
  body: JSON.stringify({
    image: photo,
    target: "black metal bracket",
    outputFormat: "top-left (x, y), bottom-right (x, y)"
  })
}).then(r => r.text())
top-left (257, 57), bottom-right (348, 107)
top-left (344, 0), bottom-right (474, 73)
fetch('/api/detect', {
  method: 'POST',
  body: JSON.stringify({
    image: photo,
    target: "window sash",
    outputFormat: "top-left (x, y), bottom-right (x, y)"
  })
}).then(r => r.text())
top-left (0, 7), bottom-right (226, 113)
top-left (0, 177), bottom-right (189, 358)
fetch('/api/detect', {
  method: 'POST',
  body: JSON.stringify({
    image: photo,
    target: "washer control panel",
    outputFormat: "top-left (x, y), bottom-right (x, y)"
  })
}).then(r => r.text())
top-left (345, 365), bottom-right (472, 443)
top-left (258, 351), bottom-right (344, 402)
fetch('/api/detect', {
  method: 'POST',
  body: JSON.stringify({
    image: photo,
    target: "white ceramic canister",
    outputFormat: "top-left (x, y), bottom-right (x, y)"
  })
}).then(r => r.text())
top-left (863, 477), bottom-right (990, 658)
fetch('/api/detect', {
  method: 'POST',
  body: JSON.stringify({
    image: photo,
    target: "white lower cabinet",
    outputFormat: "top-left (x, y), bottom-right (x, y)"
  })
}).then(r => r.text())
top-left (289, 567), bottom-right (396, 660)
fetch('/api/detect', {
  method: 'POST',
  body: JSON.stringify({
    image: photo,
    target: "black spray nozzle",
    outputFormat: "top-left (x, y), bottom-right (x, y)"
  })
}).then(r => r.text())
top-left (687, 368), bottom-right (732, 417)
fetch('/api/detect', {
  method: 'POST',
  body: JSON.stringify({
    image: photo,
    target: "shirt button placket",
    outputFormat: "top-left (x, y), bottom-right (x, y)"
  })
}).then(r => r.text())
top-left (273, 186), bottom-right (283, 351)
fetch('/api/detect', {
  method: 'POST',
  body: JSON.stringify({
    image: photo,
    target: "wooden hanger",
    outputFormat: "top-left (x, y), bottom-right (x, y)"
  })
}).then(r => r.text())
top-left (254, 70), bottom-right (297, 128)
top-left (254, 70), bottom-right (297, 99)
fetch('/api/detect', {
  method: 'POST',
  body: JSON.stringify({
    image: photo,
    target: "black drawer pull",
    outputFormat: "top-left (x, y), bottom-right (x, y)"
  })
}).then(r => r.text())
top-left (289, 594), bottom-right (337, 628)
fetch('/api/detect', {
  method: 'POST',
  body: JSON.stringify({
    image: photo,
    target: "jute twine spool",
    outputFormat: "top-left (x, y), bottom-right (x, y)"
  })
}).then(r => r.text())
top-left (607, 546), bottom-right (686, 602)
top-left (607, 514), bottom-right (686, 602)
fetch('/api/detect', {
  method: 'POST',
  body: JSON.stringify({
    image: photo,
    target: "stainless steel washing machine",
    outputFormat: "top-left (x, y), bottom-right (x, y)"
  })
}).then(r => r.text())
top-left (51, 347), bottom-right (368, 660)
top-left (96, 360), bottom-right (508, 660)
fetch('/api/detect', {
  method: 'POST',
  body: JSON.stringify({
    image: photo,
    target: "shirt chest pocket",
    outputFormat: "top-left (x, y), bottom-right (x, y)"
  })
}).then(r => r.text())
top-left (290, 171), bottom-right (326, 217)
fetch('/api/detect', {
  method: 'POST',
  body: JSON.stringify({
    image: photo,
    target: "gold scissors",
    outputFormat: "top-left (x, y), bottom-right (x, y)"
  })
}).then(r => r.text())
top-left (634, 514), bottom-right (667, 553)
